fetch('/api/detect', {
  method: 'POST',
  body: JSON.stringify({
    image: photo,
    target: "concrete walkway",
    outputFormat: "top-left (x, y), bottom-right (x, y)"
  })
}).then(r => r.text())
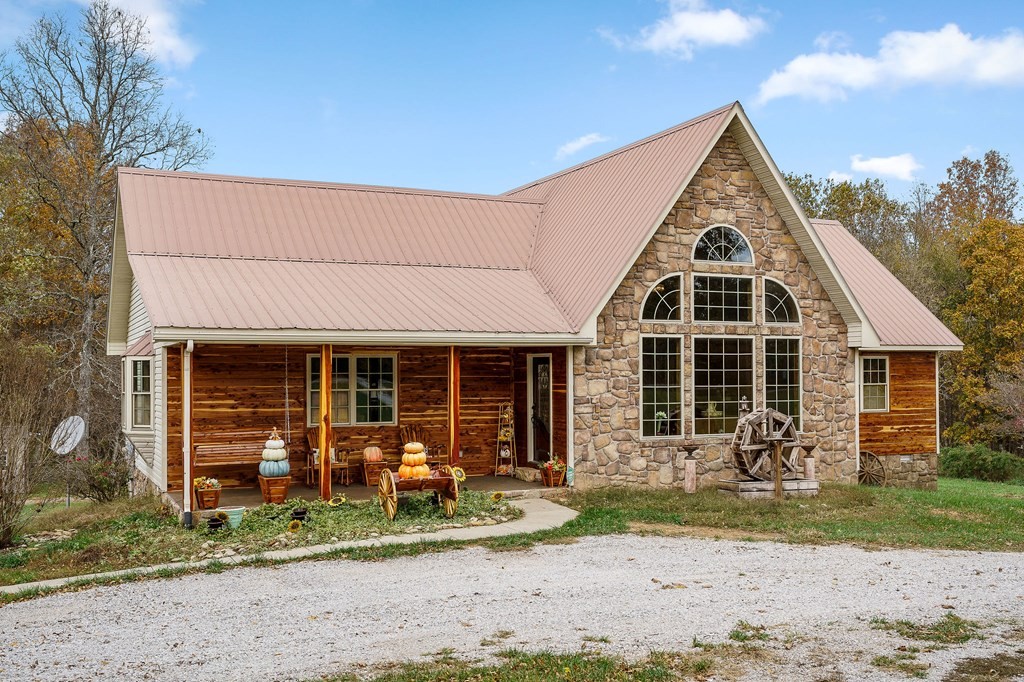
top-left (0, 498), bottom-right (577, 596)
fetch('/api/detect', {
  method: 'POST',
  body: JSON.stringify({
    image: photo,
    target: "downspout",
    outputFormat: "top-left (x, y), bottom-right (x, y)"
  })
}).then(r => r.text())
top-left (182, 339), bottom-right (194, 527)
top-left (853, 348), bottom-right (861, 479)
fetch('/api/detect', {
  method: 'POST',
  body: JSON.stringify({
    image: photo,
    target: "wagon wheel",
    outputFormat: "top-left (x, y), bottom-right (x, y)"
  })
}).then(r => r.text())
top-left (859, 451), bottom-right (887, 487)
top-left (378, 468), bottom-right (399, 521)
top-left (732, 409), bottom-right (800, 481)
top-left (439, 465), bottom-right (459, 518)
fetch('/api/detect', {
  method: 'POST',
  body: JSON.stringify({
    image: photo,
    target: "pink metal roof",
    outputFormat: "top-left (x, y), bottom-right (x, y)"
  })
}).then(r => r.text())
top-left (123, 331), bottom-right (153, 356)
top-left (813, 220), bottom-right (961, 348)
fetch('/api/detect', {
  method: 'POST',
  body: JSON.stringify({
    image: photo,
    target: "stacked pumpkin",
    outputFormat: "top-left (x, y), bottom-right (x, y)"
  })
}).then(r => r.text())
top-left (259, 427), bottom-right (290, 478)
top-left (398, 442), bottom-right (430, 479)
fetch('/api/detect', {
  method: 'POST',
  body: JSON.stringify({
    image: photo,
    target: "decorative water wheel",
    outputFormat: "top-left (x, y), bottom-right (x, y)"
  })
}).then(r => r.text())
top-left (731, 408), bottom-right (801, 481)
top-left (858, 451), bottom-right (887, 486)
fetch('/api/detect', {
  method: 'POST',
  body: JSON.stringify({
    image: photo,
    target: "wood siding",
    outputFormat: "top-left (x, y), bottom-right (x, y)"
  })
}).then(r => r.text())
top-left (859, 352), bottom-right (937, 456)
top-left (163, 344), bottom-right (566, 490)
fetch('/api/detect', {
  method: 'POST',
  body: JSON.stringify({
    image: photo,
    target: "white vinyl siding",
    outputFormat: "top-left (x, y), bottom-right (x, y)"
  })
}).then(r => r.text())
top-left (127, 277), bottom-right (151, 345)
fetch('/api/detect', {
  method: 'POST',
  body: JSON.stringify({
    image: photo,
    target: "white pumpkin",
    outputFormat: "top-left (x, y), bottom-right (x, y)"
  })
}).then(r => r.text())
top-left (265, 438), bottom-right (286, 449)
top-left (262, 447), bottom-right (288, 461)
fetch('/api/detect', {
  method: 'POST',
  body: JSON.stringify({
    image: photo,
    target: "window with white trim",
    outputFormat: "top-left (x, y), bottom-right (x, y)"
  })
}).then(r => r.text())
top-left (641, 337), bottom-right (682, 437)
top-left (693, 225), bottom-right (753, 263)
top-left (308, 354), bottom-right (397, 426)
top-left (764, 279), bottom-right (799, 324)
top-left (693, 337), bottom-right (753, 435)
top-left (765, 338), bottom-right (801, 429)
top-left (862, 357), bottom-right (889, 412)
top-left (129, 358), bottom-right (152, 429)
top-left (642, 275), bottom-right (682, 321)
top-left (693, 275), bottom-right (753, 323)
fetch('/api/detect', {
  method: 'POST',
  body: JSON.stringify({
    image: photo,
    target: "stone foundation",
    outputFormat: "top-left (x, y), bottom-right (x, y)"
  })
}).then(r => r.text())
top-left (879, 452), bottom-right (938, 490)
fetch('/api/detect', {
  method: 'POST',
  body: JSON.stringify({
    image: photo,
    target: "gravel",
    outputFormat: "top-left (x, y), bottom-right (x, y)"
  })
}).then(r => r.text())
top-left (1, 534), bottom-right (1022, 681)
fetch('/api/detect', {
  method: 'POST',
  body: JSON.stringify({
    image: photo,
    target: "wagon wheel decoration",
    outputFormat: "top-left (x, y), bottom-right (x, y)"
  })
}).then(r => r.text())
top-left (858, 451), bottom-right (888, 487)
top-left (731, 408), bottom-right (801, 481)
top-left (438, 464), bottom-right (459, 518)
top-left (377, 468), bottom-right (399, 521)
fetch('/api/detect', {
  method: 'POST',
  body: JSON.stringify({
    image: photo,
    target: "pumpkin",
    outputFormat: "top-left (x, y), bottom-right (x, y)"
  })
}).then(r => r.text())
top-left (259, 459), bottom-right (290, 477)
top-left (262, 447), bottom-right (288, 461)
top-left (413, 464), bottom-right (430, 478)
top-left (403, 442), bottom-right (425, 454)
top-left (401, 451), bottom-right (426, 467)
top-left (265, 438), bottom-right (285, 449)
top-left (398, 464), bottom-right (414, 480)
top-left (363, 446), bottom-right (384, 463)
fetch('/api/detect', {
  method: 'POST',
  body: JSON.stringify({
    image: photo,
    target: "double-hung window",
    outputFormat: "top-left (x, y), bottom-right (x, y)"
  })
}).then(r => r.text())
top-left (129, 358), bottom-right (153, 430)
top-left (641, 337), bottom-right (682, 437)
top-left (308, 355), bottom-right (396, 426)
top-left (765, 338), bottom-right (801, 429)
top-left (862, 356), bottom-right (889, 412)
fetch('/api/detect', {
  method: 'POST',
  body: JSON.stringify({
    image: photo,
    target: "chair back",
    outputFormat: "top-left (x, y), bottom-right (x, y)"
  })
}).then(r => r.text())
top-left (400, 424), bottom-right (426, 445)
top-left (306, 426), bottom-right (335, 451)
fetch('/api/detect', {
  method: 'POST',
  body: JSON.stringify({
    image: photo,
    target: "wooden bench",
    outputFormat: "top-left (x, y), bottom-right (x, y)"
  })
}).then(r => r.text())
top-left (193, 430), bottom-right (275, 468)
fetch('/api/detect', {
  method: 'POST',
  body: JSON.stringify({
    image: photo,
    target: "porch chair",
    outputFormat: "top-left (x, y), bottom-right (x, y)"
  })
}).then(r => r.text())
top-left (305, 426), bottom-right (352, 487)
top-left (399, 424), bottom-right (448, 468)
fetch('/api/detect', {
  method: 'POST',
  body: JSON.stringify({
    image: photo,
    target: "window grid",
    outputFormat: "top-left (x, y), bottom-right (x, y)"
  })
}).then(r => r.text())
top-left (642, 275), bottom-right (682, 321)
top-left (641, 337), bottom-right (682, 437)
top-left (862, 357), bottom-right (888, 411)
top-left (764, 280), bottom-right (799, 324)
top-left (693, 337), bottom-right (754, 435)
top-left (693, 276), bottom-right (754, 323)
top-left (309, 356), bottom-right (351, 426)
top-left (355, 356), bottom-right (396, 424)
top-left (765, 338), bottom-right (801, 429)
top-left (694, 225), bottom-right (753, 263)
top-left (130, 359), bottom-right (152, 429)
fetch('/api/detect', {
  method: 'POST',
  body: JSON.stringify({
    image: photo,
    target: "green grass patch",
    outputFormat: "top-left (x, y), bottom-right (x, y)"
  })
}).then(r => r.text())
top-left (871, 613), bottom-right (982, 644)
top-left (728, 621), bottom-right (771, 643)
top-left (871, 652), bottom-right (929, 678)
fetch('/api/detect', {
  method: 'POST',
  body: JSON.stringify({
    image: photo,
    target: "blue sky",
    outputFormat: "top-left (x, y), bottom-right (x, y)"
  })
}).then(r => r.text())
top-left (2, 0), bottom-right (1024, 197)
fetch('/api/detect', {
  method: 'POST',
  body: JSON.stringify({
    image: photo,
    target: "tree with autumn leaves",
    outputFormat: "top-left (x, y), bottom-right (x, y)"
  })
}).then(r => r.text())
top-left (0, 1), bottom-right (209, 496)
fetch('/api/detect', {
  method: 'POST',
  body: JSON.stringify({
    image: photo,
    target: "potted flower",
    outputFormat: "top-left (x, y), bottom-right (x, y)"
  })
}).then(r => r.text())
top-left (194, 476), bottom-right (222, 509)
top-left (538, 458), bottom-right (566, 487)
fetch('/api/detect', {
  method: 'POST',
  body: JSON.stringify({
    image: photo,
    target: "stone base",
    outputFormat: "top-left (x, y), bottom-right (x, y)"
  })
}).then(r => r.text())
top-left (877, 452), bottom-right (938, 490)
top-left (717, 478), bottom-right (820, 499)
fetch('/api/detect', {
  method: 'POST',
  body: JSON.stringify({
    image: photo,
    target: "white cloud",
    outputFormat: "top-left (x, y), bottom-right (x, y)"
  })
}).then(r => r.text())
top-left (757, 23), bottom-right (1024, 104)
top-left (850, 153), bottom-right (922, 181)
top-left (813, 31), bottom-right (851, 51)
top-left (827, 170), bottom-right (853, 183)
top-left (601, 0), bottom-right (767, 60)
top-left (960, 144), bottom-right (977, 157)
top-left (555, 133), bottom-right (610, 161)
top-left (82, 0), bottom-right (198, 68)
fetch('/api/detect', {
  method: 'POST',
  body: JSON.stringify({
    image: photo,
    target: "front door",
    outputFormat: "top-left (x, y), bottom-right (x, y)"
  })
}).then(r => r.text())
top-left (527, 354), bottom-right (552, 463)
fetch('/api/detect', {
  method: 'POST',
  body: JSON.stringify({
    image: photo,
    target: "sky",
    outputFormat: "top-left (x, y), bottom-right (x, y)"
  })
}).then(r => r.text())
top-left (2, 0), bottom-right (1024, 197)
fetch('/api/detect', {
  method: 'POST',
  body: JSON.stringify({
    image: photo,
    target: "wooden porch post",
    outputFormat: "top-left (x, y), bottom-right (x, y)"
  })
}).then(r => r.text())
top-left (182, 341), bottom-right (195, 525)
top-left (448, 346), bottom-right (461, 464)
top-left (318, 344), bottom-right (333, 501)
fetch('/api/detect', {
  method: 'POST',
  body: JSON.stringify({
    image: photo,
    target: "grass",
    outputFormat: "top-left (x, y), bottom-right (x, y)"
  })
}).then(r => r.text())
top-left (871, 652), bottom-right (929, 678)
top-left (871, 613), bottom-right (982, 644)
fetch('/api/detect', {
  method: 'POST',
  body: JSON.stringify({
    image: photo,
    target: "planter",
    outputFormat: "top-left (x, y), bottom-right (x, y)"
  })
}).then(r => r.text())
top-left (258, 474), bottom-right (290, 504)
top-left (207, 517), bottom-right (224, 531)
top-left (539, 468), bottom-right (565, 487)
top-left (194, 487), bottom-right (221, 510)
top-left (218, 505), bottom-right (245, 529)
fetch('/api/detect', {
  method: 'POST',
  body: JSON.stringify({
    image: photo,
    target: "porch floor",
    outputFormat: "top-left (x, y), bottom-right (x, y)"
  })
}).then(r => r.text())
top-left (170, 475), bottom-right (552, 510)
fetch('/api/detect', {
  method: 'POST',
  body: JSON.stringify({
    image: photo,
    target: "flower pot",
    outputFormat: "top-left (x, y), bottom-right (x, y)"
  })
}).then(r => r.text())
top-left (195, 487), bottom-right (221, 510)
top-left (258, 474), bottom-right (290, 504)
top-left (540, 468), bottom-right (565, 487)
top-left (291, 508), bottom-right (308, 522)
top-left (207, 517), bottom-right (224, 531)
top-left (218, 505), bottom-right (245, 529)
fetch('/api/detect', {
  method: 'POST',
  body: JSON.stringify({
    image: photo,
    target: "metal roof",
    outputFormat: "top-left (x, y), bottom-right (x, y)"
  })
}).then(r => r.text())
top-left (813, 219), bottom-right (962, 349)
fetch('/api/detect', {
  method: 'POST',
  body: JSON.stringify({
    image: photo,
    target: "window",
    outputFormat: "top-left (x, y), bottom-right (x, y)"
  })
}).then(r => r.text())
top-left (765, 338), bottom-right (801, 428)
top-left (693, 337), bottom-right (753, 435)
top-left (862, 357), bottom-right (889, 412)
top-left (764, 279), bottom-right (799, 324)
top-left (693, 225), bottom-right (753, 263)
top-left (129, 358), bottom-right (152, 429)
top-left (642, 275), bottom-right (681, 321)
top-left (641, 337), bottom-right (681, 437)
top-left (693, 276), bottom-right (753, 323)
top-left (308, 354), bottom-right (397, 426)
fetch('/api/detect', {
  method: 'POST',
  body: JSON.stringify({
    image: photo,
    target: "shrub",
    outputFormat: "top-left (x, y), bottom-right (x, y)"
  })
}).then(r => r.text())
top-left (940, 444), bottom-right (1024, 482)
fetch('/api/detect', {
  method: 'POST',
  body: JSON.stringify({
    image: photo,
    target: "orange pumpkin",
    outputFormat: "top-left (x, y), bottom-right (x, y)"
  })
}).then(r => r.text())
top-left (403, 442), bottom-right (425, 454)
top-left (363, 446), bottom-right (384, 463)
top-left (413, 464), bottom-right (431, 478)
top-left (398, 464), bottom-right (414, 480)
top-left (401, 451), bottom-right (426, 467)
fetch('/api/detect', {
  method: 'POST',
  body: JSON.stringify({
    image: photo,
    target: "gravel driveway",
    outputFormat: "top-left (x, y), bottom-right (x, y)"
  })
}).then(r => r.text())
top-left (1, 534), bottom-right (1022, 681)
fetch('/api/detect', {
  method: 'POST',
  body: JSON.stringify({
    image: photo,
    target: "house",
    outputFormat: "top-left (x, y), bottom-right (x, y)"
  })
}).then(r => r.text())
top-left (106, 101), bottom-right (961, 511)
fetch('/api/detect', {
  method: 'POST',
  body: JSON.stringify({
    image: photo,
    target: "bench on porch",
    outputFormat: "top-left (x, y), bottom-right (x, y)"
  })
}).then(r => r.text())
top-left (193, 430), bottom-right (276, 470)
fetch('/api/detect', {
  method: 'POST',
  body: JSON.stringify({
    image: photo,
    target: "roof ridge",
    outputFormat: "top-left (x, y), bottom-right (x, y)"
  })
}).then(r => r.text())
top-left (117, 167), bottom-right (545, 205)
top-left (127, 252), bottom-right (530, 271)
top-left (502, 102), bottom-right (737, 197)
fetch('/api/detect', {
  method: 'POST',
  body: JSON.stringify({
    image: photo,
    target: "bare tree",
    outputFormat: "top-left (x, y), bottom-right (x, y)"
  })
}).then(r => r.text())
top-left (0, 0), bottom-right (210, 455)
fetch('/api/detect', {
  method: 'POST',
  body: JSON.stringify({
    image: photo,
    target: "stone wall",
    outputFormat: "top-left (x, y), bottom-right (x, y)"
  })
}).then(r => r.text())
top-left (572, 131), bottom-right (857, 489)
top-left (878, 452), bottom-right (938, 490)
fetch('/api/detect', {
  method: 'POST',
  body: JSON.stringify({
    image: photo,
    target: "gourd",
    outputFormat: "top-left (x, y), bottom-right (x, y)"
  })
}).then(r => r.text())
top-left (398, 464), bottom-right (414, 480)
top-left (363, 446), bottom-right (383, 463)
top-left (398, 461), bottom-right (431, 480)
top-left (403, 442), bottom-right (424, 454)
top-left (259, 427), bottom-right (290, 478)
top-left (401, 451), bottom-right (426, 467)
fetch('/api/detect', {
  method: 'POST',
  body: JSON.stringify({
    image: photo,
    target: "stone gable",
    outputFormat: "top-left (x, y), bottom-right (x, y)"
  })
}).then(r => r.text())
top-left (572, 131), bottom-right (857, 489)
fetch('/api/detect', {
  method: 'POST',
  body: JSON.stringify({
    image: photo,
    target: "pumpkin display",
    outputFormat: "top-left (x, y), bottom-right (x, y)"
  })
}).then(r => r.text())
top-left (364, 446), bottom-right (384, 463)
top-left (260, 427), bottom-right (290, 478)
top-left (401, 451), bottom-right (426, 467)
top-left (403, 442), bottom-right (425, 454)
top-left (398, 464), bottom-right (414, 480)
top-left (398, 461), bottom-right (431, 480)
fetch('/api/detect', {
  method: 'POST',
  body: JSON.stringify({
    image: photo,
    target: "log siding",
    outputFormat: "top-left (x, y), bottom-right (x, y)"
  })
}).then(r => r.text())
top-left (858, 351), bottom-right (938, 456)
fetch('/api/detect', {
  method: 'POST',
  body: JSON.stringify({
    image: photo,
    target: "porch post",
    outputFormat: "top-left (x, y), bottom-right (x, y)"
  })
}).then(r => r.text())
top-left (182, 341), bottom-right (194, 526)
top-left (318, 344), bottom-right (333, 501)
top-left (448, 346), bottom-right (461, 464)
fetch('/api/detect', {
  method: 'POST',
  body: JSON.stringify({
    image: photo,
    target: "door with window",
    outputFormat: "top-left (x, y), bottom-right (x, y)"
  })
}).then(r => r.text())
top-left (527, 355), bottom-right (552, 463)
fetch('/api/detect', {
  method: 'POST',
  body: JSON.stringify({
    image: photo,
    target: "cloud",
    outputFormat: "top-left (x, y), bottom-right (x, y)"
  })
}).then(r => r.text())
top-left (813, 31), bottom-right (851, 51)
top-left (601, 0), bottom-right (767, 60)
top-left (757, 23), bottom-right (1024, 104)
top-left (827, 170), bottom-right (853, 183)
top-left (74, 0), bottom-right (198, 68)
top-left (555, 133), bottom-right (610, 161)
top-left (850, 153), bottom-right (922, 181)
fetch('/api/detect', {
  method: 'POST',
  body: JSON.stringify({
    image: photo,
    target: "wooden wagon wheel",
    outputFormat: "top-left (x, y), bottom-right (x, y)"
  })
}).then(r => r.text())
top-left (439, 465), bottom-right (459, 518)
top-left (378, 468), bottom-right (399, 521)
top-left (858, 451), bottom-right (887, 487)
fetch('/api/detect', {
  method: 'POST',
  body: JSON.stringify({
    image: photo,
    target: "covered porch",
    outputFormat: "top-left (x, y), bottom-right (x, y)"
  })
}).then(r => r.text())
top-left (166, 342), bottom-right (571, 508)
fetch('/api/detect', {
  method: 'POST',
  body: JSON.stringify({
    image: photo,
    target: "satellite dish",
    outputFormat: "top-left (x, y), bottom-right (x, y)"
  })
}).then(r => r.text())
top-left (51, 416), bottom-right (85, 455)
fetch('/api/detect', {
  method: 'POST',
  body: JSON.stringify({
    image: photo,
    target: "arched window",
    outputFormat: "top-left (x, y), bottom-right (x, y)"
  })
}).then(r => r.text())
top-left (641, 275), bottom-right (681, 321)
top-left (693, 225), bottom-right (753, 263)
top-left (764, 279), bottom-right (799, 324)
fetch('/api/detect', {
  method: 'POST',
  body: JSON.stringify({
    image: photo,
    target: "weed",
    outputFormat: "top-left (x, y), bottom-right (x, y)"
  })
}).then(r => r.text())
top-left (871, 613), bottom-right (982, 644)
